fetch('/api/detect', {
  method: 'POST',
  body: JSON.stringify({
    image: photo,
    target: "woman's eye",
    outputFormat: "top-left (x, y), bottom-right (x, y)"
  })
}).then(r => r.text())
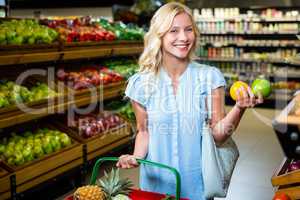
top-left (170, 29), bottom-right (177, 33)
top-left (186, 28), bottom-right (193, 32)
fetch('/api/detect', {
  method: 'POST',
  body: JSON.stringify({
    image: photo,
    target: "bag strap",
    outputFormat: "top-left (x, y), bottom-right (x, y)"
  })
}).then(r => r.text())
top-left (206, 68), bottom-right (213, 121)
top-left (198, 65), bottom-right (212, 121)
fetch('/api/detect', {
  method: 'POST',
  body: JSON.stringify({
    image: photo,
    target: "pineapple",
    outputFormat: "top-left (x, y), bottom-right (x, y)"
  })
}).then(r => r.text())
top-left (73, 185), bottom-right (106, 200)
top-left (97, 168), bottom-right (133, 200)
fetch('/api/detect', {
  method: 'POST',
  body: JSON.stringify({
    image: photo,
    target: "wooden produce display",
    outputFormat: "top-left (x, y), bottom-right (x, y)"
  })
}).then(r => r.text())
top-left (272, 93), bottom-right (300, 199)
top-left (271, 158), bottom-right (300, 200)
top-left (0, 75), bottom-right (60, 115)
top-left (0, 31), bottom-right (141, 199)
top-left (55, 66), bottom-right (126, 98)
top-left (0, 120), bottom-right (83, 199)
top-left (0, 165), bottom-right (11, 200)
top-left (275, 94), bottom-right (300, 125)
top-left (52, 112), bottom-right (133, 161)
top-left (0, 41), bottom-right (143, 66)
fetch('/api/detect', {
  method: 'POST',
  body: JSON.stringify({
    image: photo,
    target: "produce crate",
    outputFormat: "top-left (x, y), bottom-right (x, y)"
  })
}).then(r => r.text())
top-left (274, 94), bottom-right (300, 125)
top-left (0, 43), bottom-right (60, 55)
top-left (52, 112), bottom-right (132, 159)
top-left (0, 164), bottom-right (12, 199)
top-left (0, 120), bottom-right (83, 191)
top-left (272, 157), bottom-right (300, 199)
top-left (55, 66), bottom-right (126, 99)
top-left (0, 73), bottom-right (62, 115)
top-left (0, 18), bottom-right (60, 55)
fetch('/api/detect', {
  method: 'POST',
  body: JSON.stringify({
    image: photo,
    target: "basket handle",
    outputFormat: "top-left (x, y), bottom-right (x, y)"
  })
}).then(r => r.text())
top-left (90, 157), bottom-right (181, 200)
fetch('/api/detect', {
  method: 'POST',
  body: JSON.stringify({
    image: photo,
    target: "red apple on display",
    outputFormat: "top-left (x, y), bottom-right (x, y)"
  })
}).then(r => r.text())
top-left (251, 78), bottom-right (271, 98)
top-left (287, 160), bottom-right (300, 172)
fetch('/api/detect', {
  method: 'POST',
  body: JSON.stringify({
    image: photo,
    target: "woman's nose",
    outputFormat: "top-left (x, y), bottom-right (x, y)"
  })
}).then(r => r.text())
top-left (178, 30), bottom-right (188, 41)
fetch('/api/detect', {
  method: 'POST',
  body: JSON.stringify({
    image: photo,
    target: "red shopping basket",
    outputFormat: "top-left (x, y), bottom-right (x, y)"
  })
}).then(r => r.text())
top-left (66, 157), bottom-right (189, 200)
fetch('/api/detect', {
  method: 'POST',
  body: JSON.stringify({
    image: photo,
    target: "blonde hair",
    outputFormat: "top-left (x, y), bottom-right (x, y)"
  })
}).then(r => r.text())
top-left (138, 2), bottom-right (199, 74)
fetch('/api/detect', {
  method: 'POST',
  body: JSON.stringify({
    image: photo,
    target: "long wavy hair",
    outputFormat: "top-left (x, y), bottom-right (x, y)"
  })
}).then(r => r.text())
top-left (138, 2), bottom-right (199, 74)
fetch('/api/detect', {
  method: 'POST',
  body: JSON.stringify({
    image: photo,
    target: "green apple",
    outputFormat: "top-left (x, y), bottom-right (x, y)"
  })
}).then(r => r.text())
top-left (15, 143), bottom-right (23, 152)
top-left (42, 136), bottom-right (53, 154)
top-left (51, 135), bottom-right (62, 151)
top-left (23, 145), bottom-right (32, 158)
top-left (43, 144), bottom-right (53, 154)
top-left (33, 145), bottom-right (44, 158)
top-left (28, 37), bottom-right (35, 45)
top-left (7, 141), bottom-right (15, 148)
top-left (251, 78), bottom-right (272, 98)
top-left (4, 146), bottom-right (14, 158)
top-left (7, 157), bottom-right (15, 166)
top-left (14, 151), bottom-right (25, 166)
top-left (59, 133), bottom-right (71, 147)
top-left (17, 138), bottom-right (25, 146)
top-left (24, 154), bottom-right (34, 162)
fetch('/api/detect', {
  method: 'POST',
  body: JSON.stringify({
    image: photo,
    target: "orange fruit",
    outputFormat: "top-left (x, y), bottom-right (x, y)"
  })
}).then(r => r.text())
top-left (230, 81), bottom-right (249, 101)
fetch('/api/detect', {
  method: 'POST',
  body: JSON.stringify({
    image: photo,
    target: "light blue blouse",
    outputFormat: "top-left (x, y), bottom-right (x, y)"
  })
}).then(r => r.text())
top-left (125, 61), bottom-right (226, 200)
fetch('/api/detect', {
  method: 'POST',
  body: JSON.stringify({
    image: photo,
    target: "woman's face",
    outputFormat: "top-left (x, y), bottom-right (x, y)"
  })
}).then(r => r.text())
top-left (162, 12), bottom-right (195, 60)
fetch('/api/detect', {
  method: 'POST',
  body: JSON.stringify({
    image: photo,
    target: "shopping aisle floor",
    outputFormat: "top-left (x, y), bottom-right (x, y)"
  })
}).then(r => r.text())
top-left (119, 107), bottom-right (285, 200)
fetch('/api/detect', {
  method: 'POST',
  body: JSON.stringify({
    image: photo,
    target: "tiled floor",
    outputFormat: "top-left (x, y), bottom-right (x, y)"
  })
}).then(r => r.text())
top-left (58, 106), bottom-right (285, 200)
top-left (121, 107), bottom-right (284, 200)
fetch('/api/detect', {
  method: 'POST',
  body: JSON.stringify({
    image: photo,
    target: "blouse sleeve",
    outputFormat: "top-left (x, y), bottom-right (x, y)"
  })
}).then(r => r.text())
top-left (209, 67), bottom-right (226, 90)
top-left (125, 73), bottom-right (147, 108)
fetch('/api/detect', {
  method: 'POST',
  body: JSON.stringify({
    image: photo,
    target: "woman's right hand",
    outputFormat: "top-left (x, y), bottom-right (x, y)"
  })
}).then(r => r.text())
top-left (116, 154), bottom-right (139, 169)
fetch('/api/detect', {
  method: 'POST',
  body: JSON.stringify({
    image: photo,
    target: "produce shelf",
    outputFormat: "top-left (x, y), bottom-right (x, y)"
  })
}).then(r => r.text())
top-left (0, 41), bottom-right (143, 66)
top-left (0, 165), bottom-right (11, 197)
top-left (199, 32), bottom-right (300, 36)
top-left (272, 158), bottom-right (300, 186)
top-left (0, 76), bottom-right (62, 116)
top-left (199, 42), bottom-right (300, 48)
top-left (0, 121), bottom-right (84, 199)
top-left (272, 157), bottom-right (300, 200)
top-left (14, 157), bottom-right (82, 195)
top-left (197, 57), bottom-right (295, 65)
top-left (52, 113), bottom-right (133, 155)
top-left (0, 82), bottom-right (126, 129)
top-left (274, 95), bottom-right (300, 125)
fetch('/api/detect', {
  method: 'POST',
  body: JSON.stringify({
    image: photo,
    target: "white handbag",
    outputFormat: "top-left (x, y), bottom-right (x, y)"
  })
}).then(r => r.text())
top-left (201, 68), bottom-right (239, 199)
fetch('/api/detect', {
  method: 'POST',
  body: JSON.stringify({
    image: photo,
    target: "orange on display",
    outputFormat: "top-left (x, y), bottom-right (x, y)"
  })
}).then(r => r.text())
top-left (229, 81), bottom-right (249, 101)
top-left (273, 193), bottom-right (291, 200)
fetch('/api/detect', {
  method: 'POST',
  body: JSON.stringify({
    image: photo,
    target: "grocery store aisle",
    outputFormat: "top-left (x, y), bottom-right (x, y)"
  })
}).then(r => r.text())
top-left (119, 107), bottom-right (284, 200)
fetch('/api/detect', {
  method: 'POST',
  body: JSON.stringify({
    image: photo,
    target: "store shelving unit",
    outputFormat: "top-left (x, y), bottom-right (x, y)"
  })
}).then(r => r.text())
top-left (194, 7), bottom-right (300, 108)
top-left (272, 94), bottom-right (300, 199)
top-left (0, 39), bottom-right (143, 199)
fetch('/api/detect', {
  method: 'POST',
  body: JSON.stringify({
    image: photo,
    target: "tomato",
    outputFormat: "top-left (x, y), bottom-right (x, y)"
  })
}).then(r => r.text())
top-left (229, 81), bottom-right (249, 101)
top-left (273, 193), bottom-right (291, 200)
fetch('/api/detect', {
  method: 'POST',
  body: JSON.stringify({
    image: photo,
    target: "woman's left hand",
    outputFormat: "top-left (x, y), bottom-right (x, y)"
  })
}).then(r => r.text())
top-left (235, 86), bottom-right (264, 109)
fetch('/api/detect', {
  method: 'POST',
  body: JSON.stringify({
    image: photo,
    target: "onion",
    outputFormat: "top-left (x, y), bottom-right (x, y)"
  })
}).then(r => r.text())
top-left (287, 160), bottom-right (300, 172)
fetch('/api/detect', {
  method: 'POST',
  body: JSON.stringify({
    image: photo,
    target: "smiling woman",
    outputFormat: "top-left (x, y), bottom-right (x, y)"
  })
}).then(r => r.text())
top-left (116, 2), bottom-right (263, 200)
top-left (162, 13), bottom-right (195, 62)
top-left (137, 2), bottom-right (199, 74)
